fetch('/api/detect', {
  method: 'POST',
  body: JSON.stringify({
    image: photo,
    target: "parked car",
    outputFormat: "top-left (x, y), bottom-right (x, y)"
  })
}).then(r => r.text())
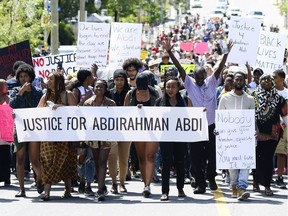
top-left (208, 10), bottom-right (225, 21)
top-left (246, 10), bottom-right (265, 26)
top-left (226, 7), bottom-right (242, 19)
top-left (191, 0), bottom-right (202, 8)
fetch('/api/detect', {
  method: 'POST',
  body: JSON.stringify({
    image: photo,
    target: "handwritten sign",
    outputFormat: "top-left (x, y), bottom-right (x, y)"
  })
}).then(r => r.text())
top-left (108, 22), bottom-right (142, 68)
top-left (33, 53), bottom-right (77, 80)
top-left (0, 105), bottom-right (14, 142)
top-left (76, 22), bottom-right (110, 68)
top-left (227, 17), bottom-right (261, 65)
top-left (160, 64), bottom-right (196, 73)
top-left (194, 42), bottom-right (209, 54)
top-left (256, 31), bottom-right (287, 74)
top-left (180, 41), bottom-right (194, 52)
top-left (0, 40), bottom-right (33, 79)
top-left (215, 110), bottom-right (256, 169)
top-left (140, 50), bottom-right (149, 60)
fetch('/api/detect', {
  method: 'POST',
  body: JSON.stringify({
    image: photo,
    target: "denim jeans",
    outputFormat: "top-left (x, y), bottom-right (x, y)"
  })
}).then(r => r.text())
top-left (229, 169), bottom-right (249, 190)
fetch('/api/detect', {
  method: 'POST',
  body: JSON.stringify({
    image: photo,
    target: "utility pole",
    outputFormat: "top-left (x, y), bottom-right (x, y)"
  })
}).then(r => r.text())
top-left (79, 0), bottom-right (86, 22)
top-left (50, 0), bottom-right (59, 55)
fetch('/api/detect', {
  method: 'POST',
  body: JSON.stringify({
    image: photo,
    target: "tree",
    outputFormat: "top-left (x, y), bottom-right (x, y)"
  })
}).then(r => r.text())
top-left (277, 0), bottom-right (288, 28)
top-left (0, 0), bottom-right (49, 51)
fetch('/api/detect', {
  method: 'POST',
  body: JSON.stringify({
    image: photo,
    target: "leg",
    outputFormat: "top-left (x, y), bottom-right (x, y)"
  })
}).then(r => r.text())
top-left (108, 143), bottom-right (118, 185)
top-left (160, 142), bottom-right (173, 195)
top-left (134, 142), bottom-right (147, 185)
top-left (174, 142), bottom-right (186, 195)
top-left (144, 142), bottom-right (159, 186)
top-left (28, 142), bottom-right (41, 181)
top-left (206, 124), bottom-right (217, 184)
top-left (97, 148), bottom-right (111, 191)
top-left (118, 142), bottom-right (131, 185)
top-left (15, 144), bottom-right (27, 194)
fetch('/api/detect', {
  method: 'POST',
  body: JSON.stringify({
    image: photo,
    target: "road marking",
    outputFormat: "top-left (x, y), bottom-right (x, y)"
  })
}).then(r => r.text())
top-left (214, 188), bottom-right (231, 216)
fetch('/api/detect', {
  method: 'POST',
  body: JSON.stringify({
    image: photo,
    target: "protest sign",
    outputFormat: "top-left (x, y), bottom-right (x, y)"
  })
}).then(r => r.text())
top-left (0, 105), bottom-right (14, 142)
top-left (76, 22), bottom-right (110, 68)
top-left (180, 41), bottom-right (194, 52)
top-left (109, 23), bottom-right (142, 68)
top-left (14, 106), bottom-right (208, 142)
top-left (215, 110), bottom-right (256, 169)
top-left (194, 42), bottom-right (209, 54)
top-left (140, 50), bottom-right (149, 60)
top-left (256, 31), bottom-right (286, 74)
top-left (227, 17), bottom-right (262, 65)
top-left (33, 53), bottom-right (77, 80)
top-left (0, 40), bottom-right (33, 79)
top-left (160, 64), bottom-right (196, 73)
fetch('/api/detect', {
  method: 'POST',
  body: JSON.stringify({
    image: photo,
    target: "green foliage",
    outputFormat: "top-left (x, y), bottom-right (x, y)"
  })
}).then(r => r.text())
top-left (278, 0), bottom-right (288, 15)
top-left (0, 0), bottom-right (48, 50)
top-left (59, 22), bottom-right (76, 45)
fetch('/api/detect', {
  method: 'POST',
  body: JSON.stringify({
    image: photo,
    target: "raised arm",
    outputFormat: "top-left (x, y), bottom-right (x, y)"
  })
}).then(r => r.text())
top-left (162, 38), bottom-right (187, 81)
top-left (213, 40), bottom-right (234, 80)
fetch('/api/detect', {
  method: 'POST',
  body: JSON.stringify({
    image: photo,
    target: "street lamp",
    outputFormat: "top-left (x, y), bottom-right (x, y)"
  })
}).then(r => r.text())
top-left (94, 0), bottom-right (102, 10)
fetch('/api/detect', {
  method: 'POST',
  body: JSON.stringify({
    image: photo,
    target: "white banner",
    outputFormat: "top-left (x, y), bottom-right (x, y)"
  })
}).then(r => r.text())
top-left (108, 22), bottom-right (142, 68)
top-left (215, 110), bottom-right (256, 169)
top-left (33, 53), bottom-right (77, 80)
top-left (227, 17), bottom-right (262, 65)
top-left (76, 22), bottom-right (110, 68)
top-left (14, 106), bottom-right (208, 143)
top-left (256, 31), bottom-right (286, 74)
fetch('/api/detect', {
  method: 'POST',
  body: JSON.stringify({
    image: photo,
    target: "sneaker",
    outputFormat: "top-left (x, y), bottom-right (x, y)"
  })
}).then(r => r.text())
top-left (190, 177), bottom-right (198, 189)
top-left (78, 182), bottom-right (85, 194)
top-left (193, 186), bottom-right (206, 194)
top-left (110, 183), bottom-right (118, 194)
top-left (208, 179), bottom-right (218, 191)
top-left (276, 176), bottom-right (287, 189)
top-left (97, 190), bottom-right (105, 201)
top-left (84, 186), bottom-right (95, 196)
top-left (237, 189), bottom-right (250, 201)
top-left (231, 185), bottom-right (237, 198)
top-left (184, 177), bottom-right (191, 184)
top-left (143, 185), bottom-right (151, 198)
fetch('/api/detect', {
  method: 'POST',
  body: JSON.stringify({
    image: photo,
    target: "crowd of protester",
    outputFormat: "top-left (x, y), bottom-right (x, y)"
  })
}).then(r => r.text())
top-left (0, 13), bottom-right (287, 202)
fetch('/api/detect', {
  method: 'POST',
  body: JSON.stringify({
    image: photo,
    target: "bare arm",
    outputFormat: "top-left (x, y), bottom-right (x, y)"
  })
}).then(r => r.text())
top-left (213, 40), bottom-right (234, 80)
top-left (162, 38), bottom-right (187, 81)
top-left (187, 96), bottom-right (193, 107)
top-left (123, 90), bottom-right (131, 106)
top-left (246, 62), bottom-right (252, 84)
top-left (37, 94), bottom-right (47, 107)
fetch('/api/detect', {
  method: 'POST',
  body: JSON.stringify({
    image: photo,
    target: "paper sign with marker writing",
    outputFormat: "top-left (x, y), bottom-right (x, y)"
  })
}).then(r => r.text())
top-left (256, 31), bottom-right (286, 74)
top-left (0, 105), bottom-right (14, 142)
top-left (33, 53), bottom-right (77, 80)
top-left (109, 23), bottom-right (142, 68)
top-left (215, 110), bottom-right (256, 169)
top-left (180, 41), bottom-right (194, 52)
top-left (227, 17), bottom-right (261, 65)
top-left (76, 22), bottom-right (110, 68)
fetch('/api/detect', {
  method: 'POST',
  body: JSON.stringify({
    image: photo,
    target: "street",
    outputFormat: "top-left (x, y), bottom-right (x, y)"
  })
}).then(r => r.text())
top-left (0, 172), bottom-right (287, 216)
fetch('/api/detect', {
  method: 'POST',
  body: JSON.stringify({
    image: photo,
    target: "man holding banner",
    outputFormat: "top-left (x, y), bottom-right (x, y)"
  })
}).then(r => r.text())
top-left (163, 38), bottom-right (233, 194)
top-left (218, 71), bottom-right (255, 201)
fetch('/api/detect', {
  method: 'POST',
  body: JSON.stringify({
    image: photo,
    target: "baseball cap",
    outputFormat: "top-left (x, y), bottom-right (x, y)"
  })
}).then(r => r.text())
top-left (136, 73), bottom-right (148, 90)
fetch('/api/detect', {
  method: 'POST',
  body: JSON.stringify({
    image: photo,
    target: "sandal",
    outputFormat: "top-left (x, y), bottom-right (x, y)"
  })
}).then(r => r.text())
top-left (178, 189), bottom-right (186, 198)
top-left (264, 187), bottom-right (274, 196)
top-left (160, 194), bottom-right (169, 201)
top-left (15, 191), bottom-right (26, 198)
top-left (253, 183), bottom-right (260, 192)
top-left (41, 194), bottom-right (50, 201)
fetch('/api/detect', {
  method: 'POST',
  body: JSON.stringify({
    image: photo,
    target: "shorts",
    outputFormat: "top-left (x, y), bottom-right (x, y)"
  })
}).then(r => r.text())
top-left (87, 141), bottom-right (117, 149)
top-left (275, 129), bottom-right (288, 155)
top-left (13, 127), bottom-right (28, 152)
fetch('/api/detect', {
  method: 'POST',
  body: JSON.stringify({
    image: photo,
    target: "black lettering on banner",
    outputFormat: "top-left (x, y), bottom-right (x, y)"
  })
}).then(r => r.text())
top-left (175, 118), bottom-right (201, 131)
top-left (67, 117), bottom-right (86, 130)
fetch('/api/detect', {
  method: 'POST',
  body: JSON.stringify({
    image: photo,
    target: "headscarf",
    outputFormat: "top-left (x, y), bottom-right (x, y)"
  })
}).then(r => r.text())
top-left (253, 74), bottom-right (281, 123)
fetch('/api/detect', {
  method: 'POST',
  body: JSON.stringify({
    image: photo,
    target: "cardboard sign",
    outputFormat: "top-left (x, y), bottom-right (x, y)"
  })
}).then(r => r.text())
top-left (14, 106), bottom-right (208, 142)
top-left (180, 41), bottom-right (194, 52)
top-left (160, 64), bottom-right (196, 73)
top-left (194, 42), bottom-right (209, 54)
top-left (0, 40), bottom-right (33, 79)
top-left (108, 23), bottom-right (142, 68)
top-left (256, 31), bottom-right (287, 74)
top-left (76, 22), bottom-right (110, 68)
top-left (33, 53), bottom-right (77, 80)
top-left (215, 110), bottom-right (256, 169)
top-left (0, 105), bottom-right (14, 142)
top-left (227, 17), bottom-right (262, 65)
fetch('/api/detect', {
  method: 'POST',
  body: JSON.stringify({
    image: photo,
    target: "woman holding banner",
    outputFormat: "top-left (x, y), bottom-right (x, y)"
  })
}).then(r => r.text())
top-left (124, 73), bottom-right (159, 198)
top-left (83, 79), bottom-right (116, 201)
top-left (9, 63), bottom-right (43, 198)
top-left (37, 71), bottom-right (77, 201)
top-left (252, 74), bottom-right (288, 196)
top-left (0, 79), bottom-right (11, 186)
top-left (155, 76), bottom-right (193, 201)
